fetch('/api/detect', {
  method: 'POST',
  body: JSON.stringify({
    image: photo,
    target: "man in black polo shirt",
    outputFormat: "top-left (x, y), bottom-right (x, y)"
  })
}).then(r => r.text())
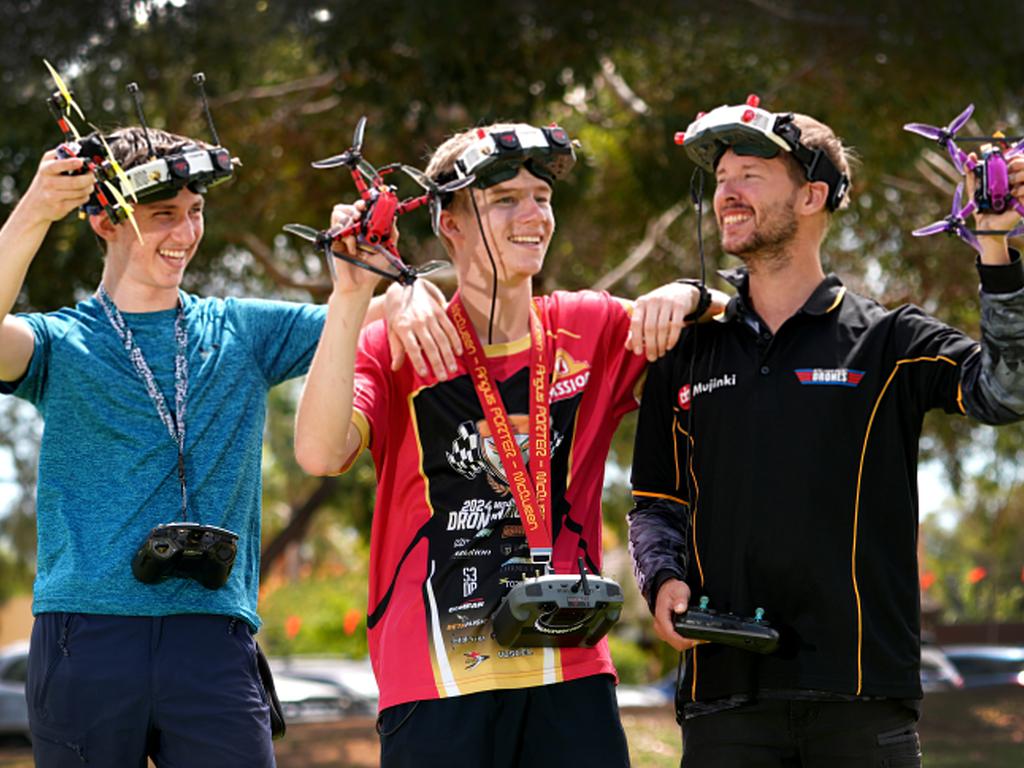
top-left (628, 100), bottom-right (1024, 767)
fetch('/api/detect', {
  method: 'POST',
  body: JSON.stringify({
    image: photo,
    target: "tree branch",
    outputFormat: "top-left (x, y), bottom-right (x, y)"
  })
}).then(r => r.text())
top-left (260, 476), bottom-right (340, 579)
top-left (235, 232), bottom-right (333, 299)
top-left (593, 201), bottom-right (688, 291)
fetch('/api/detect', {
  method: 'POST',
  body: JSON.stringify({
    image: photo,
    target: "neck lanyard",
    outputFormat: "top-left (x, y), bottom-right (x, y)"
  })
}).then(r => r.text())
top-left (96, 285), bottom-right (190, 520)
top-left (449, 293), bottom-right (552, 564)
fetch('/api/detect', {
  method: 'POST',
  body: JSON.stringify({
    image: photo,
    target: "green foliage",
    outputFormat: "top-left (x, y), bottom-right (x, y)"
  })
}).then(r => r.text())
top-left (608, 633), bottom-right (651, 685)
top-left (4, 0), bottom-right (1024, 629)
top-left (259, 567), bottom-right (370, 657)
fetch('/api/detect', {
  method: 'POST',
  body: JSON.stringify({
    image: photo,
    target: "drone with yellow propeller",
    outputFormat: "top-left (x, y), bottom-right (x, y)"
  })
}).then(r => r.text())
top-left (43, 61), bottom-right (237, 245)
top-left (43, 59), bottom-right (143, 242)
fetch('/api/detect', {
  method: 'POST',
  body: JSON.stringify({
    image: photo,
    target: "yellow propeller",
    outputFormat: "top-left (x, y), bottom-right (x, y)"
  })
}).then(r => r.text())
top-left (104, 181), bottom-right (144, 244)
top-left (94, 129), bottom-right (138, 202)
top-left (43, 59), bottom-right (85, 121)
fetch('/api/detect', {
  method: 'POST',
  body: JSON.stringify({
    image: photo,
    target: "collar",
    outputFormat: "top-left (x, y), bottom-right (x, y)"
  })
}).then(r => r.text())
top-left (718, 266), bottom-right (846, 322)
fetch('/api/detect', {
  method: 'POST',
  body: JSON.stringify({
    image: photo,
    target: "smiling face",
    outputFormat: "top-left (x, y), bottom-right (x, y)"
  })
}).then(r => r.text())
top-left (444, 166), bottom-right (555, 285)
top-left (713, 150), bottom-right (803, 262)
top-left (95, 187), bottom-right (205, 306)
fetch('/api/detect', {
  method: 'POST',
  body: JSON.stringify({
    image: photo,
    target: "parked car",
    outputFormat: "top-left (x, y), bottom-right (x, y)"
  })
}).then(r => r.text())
top-left (272, 672), bottom-right (353, 723)
top-left (0, 639), bottom-right (358, 737)
top-left (615, 681), bottom-right (672, 709)
top-left (270, 656), bottom-right (379, 717)
top-left (941, 644), bottom-right (1024, 689)
top-left (0, 640), bottom-right (30, 741)
top-left (920, 645), bottom-right (964, 692)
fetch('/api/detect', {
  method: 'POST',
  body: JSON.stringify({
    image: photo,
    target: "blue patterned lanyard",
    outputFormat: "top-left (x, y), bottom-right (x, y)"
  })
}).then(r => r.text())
top-left (96, 285), bottom-right (190, 520)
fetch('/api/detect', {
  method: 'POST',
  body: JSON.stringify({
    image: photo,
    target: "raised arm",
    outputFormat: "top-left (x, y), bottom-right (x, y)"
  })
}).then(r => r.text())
top-left (0, 151), bottom-right (94, 380)
top-left (294, 204), bottom-right (383, 475)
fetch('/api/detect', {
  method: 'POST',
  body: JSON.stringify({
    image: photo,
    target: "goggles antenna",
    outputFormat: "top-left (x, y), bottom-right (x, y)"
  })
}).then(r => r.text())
top-left (126, 82), bottom-right (157, 161)
top-left (192, 72), bottom-right (221, 147)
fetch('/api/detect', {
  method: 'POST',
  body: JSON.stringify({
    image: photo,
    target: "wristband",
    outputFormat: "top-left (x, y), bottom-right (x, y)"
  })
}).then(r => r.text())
top-left (677, 279), bottom-right (712, 322)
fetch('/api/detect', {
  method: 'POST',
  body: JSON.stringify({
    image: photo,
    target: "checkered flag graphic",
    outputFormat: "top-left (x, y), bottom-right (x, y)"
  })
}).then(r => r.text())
top-left (447, 421), bottom-right (483, 479)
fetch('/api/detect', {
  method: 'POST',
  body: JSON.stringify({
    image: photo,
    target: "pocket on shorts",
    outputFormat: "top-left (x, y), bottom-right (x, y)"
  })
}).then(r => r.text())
top-left (28, 613), bottom-right (77, 720)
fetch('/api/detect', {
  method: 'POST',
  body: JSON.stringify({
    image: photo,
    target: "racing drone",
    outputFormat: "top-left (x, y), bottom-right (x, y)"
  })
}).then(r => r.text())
top-left (284, 116), bottom-right (472, 285)
top-left (45, 59), bottom-right (143, 242)
top-left (905, 104), bottom-right (1024, 252)
top-left (43, 60), bottom-right (237, 244)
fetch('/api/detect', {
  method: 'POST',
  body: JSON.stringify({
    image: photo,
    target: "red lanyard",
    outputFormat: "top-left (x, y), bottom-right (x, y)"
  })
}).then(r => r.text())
top-left (449, 293), bottom-right (552, 563)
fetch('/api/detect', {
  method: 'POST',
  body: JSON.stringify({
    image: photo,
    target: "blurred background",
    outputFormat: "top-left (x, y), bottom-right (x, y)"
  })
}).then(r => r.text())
top-left (1, 1), bottom-right (1023, 765)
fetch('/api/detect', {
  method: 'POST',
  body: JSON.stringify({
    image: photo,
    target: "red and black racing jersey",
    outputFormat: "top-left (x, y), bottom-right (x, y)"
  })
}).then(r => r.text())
top-left (352, 290), bottom-right (646, 709)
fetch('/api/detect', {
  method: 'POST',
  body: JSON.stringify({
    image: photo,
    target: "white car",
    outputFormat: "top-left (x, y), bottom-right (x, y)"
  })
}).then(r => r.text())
top-left (0, 640), bottom-right (30, 741)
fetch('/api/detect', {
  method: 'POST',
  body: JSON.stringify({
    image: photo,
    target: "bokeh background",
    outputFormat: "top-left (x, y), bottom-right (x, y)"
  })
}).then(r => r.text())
top-left (1, 1), bottom-right (1023, 764)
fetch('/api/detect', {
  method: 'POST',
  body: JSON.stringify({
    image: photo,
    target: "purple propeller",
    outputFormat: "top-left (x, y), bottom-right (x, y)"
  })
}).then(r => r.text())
top-left (904, 104), bottom-right (974, 174)
top-left (911, 182), bottom-right (983, 254)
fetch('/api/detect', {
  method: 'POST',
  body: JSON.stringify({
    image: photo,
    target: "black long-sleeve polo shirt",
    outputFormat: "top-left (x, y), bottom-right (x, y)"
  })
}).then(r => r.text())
top-left (629, 258), bottom-right (1024, 705)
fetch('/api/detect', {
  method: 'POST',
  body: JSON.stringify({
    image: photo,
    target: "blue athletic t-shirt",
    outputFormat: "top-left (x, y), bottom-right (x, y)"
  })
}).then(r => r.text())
top-left (0, 292), bottom-right (326, 628)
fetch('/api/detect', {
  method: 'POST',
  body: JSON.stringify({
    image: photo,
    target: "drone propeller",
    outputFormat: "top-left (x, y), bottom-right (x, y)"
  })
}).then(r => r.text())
top-left (905, 104), bottom-right (975, 174)
top-left (312, 116), bottom-right (371, 170)
top-left (93, 128), bottom-right (138, 203)
top-left (400, 164), bottom-right (476, 196)
top-left (911, 220), bottom-right (952, 238)
top-left (912, 182), bottom-right (982, 253)
top-left (43, 59), bottom-right (85, 122)
top-left (1004, 136), bottom-right (1024, 161)
top-left (282, 223), bottom-right (322, 243)
top-left (103, 181), bottom-right (144, 244)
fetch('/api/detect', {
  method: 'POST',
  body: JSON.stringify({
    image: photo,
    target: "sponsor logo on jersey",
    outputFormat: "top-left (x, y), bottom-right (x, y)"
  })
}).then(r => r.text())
top-left (451, 634), bottom-right (488, 646)
top-left (446, 500), bottom-right (518, 531)
top-left (446, 618), bottom-right (488, 631)
top-left (448, 597), bottom-right (486, 614)
top-left (677, 373), bottom-right (737, 410)
top-left (549, 349), bottom-right (592, 403)
top-left (446, 417), bottom-right (563, 493)
top-left (497, 648), bottom-right (535, 659)
top-left (464, 651), bottom-right (489, 670)
top-left (794, 368), bottom-right (865, 387)
top-left (453, 547), bottom-right (493, 559)
top-left (501, 524), bottom-right (525, 538)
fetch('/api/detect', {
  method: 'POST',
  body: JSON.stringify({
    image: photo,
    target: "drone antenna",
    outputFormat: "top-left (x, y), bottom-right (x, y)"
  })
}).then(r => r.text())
top-left (126, 82), bottom-right (157, 161)
top-left (192, 72), bottom-right (221, 146)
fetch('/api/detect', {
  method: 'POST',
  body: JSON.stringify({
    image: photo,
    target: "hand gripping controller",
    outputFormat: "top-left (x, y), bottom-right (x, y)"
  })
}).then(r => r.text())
top-left (132, 522), bottom-right (238, 590)
top-left (672, 596), bottom-right (779, 654)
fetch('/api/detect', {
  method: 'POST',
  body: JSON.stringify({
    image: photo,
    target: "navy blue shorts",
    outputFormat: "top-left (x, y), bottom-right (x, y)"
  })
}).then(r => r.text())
top-left (376, 674), bottom-right (630, 768)
top-left (27, 613), bottom-right (275, 768)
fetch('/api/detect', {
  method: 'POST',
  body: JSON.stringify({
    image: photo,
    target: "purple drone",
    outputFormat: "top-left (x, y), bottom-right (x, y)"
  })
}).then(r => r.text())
top-left (905, 104), bottom-right (1024, 253)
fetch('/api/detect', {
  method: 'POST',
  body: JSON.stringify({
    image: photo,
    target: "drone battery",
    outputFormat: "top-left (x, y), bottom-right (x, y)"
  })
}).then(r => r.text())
top-left (493, 573), bottom-right (624, 648)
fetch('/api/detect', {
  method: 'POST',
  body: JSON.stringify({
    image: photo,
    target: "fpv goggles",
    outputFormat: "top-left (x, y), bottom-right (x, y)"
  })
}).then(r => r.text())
top-left (438, 123), bottom-right (576, 205)
top-left (76, 139), bottom-right (236, 221)
top-left (677, 95), bottom-right (850, 211)
top-left (116, 144), bottom-right (235, 202)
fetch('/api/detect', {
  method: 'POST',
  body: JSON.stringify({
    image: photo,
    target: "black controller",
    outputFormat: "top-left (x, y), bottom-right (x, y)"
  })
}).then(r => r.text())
top-left (672, 597), bottom-right (779, 654)
top-left (132, 522), bottom-right (238, 590)
top-left (493, 559), bottom-right (624, 648)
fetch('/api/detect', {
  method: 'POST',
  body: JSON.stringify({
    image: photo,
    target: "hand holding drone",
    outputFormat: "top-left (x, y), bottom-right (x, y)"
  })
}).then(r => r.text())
top-left (905, 105), bottom-right (1024, 253)
top-left (44, 59), bottom-right (143, 242)
top-left (284, 117), bottom-right (472, 286)
top-left (43, 61), bottom-right (237, 246)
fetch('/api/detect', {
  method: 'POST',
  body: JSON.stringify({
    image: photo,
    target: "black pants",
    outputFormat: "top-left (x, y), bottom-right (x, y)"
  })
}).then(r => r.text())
top-left (377, 674), bottom-right (630, 768)
top-left (681, 698), bottom-right (921, 768)
top-left (27, 613), bottom-right (275, 768)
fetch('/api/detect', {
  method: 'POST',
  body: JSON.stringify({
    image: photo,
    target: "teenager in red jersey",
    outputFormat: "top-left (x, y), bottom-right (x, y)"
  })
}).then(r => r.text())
top-left (295, 123), bottom-right (724, 768)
